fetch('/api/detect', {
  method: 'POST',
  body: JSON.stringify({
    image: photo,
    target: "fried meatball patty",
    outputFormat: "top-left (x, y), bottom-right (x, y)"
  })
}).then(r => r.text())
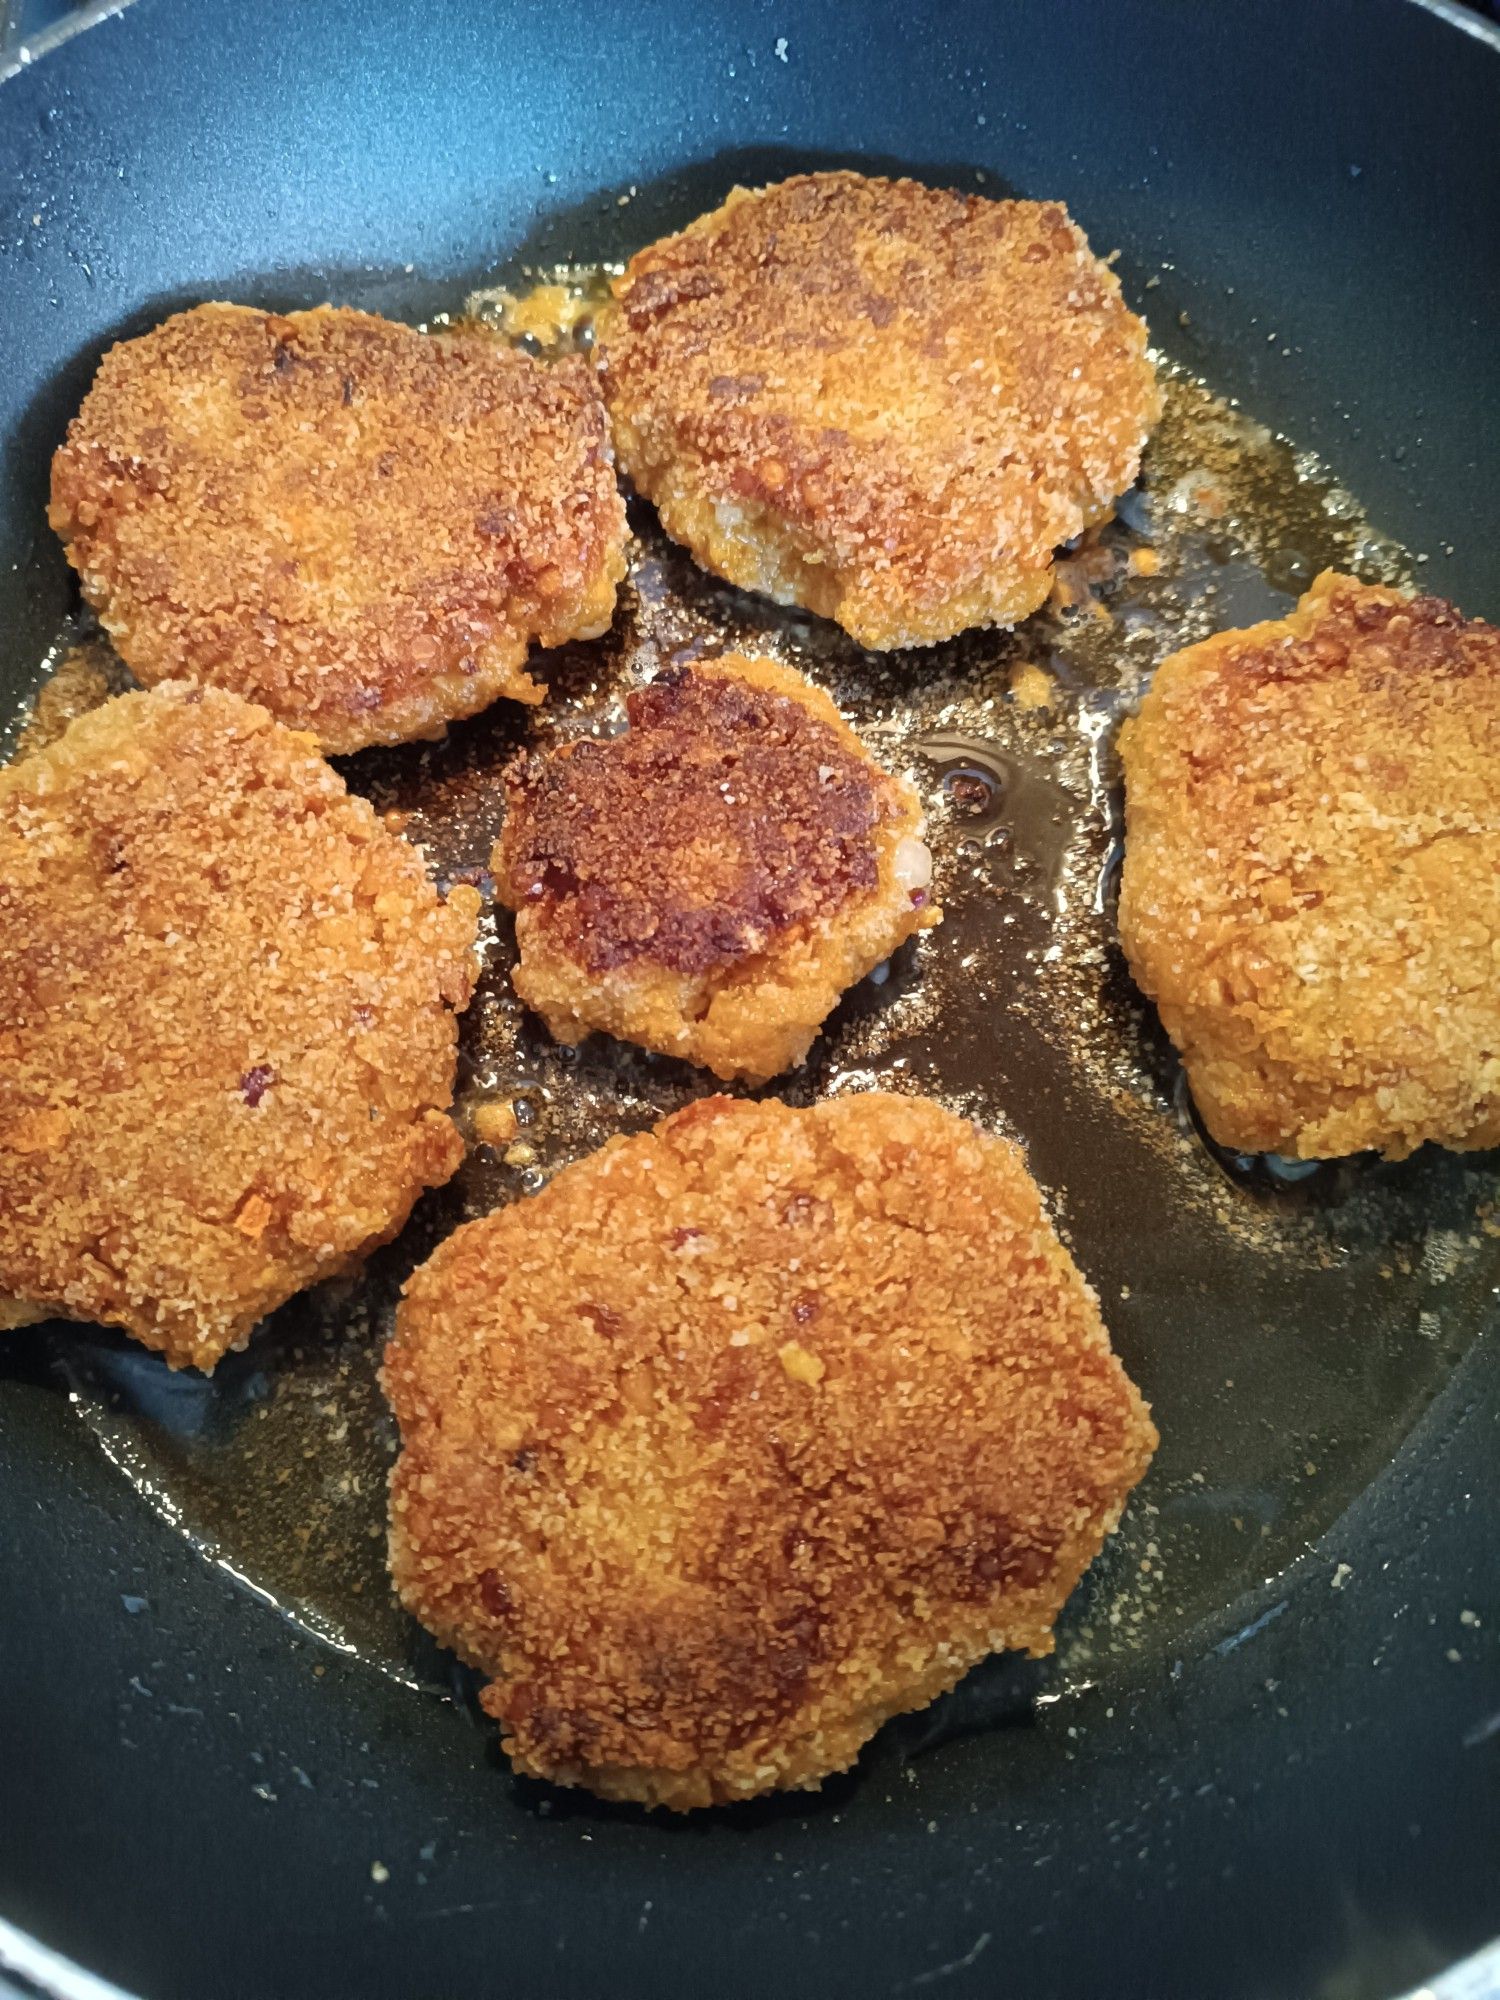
top-left (0, 683), bottom-right (480, 1369)
top-left (595, 172), bottom-right (1160, 650)
top-left (385, 1091), bottom-right (1157, 1809)
top-left (1119, 571), bottom-right (1500, 1160)
top-left (50, 304), bottom-right (628, 754)
top-left (494, 654), bottom-right (937, 1081)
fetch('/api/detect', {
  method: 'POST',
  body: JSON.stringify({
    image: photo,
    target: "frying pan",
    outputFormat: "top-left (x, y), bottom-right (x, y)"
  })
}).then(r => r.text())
top-left (2, 2), bottom-right (1498, 1996)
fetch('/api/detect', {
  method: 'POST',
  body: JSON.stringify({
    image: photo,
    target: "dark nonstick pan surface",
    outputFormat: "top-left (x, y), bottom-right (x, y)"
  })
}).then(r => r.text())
top-left (2, 3), bottom-right (1498, 1997)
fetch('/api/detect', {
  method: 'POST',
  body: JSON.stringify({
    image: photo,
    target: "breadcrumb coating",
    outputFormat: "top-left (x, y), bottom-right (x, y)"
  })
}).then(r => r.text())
top-left (384, 1092), bottom-right (1157, 1809)
top-left (1119, 571), bottom-right (1500, 1160)
top-left (493, 654), bottom-right (939, 1082)
top-left (0, 683), bottom-right (480, 1369)
top-left (50, 304), bottom-right (628, 754)
top-left (595, 172), bottom-right (1159, 650)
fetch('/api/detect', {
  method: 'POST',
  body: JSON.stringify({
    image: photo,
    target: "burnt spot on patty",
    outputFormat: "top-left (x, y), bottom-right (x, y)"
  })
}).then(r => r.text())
top-left (500, 664), bottom-right (894, 976)
top-left (491, 654), bottom-right (939, 1083)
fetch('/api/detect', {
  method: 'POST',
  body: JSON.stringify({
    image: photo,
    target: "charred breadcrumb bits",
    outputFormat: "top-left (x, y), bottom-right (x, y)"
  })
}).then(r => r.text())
top-left (493, 654), bottom-right (939, 1082)
top-left (595, 172), bottom-right (1160, 650)
top-left (50, 304), bottom-right (628, 754)
top-left (1119, 571), bottom-right (1500, 1160)
top-left (0, 683), bottom-right (480, 1370)
top-left (384, 1092), bottom-right (1157, 1809)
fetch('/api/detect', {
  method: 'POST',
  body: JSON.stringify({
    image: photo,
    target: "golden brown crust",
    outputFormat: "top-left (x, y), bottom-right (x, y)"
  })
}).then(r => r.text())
top-left (50, 304), bottom-right (629, 754)
top-left (0, 683), bottom-right (480, 1369)
top-left (1119, 571), bottom-right (1500, 1160)
top-left (596, 173), bottom-right (1160, 650)
top-left (384, 1092), bottom-right (1157, 1809)
top-left (492, 654), bottom-right (939, 1082)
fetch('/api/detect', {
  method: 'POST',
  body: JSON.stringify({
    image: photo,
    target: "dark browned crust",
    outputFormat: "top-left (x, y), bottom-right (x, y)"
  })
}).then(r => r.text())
top-left (50, 304), bottom-right (628, 753)
top-left (1120, 571), bottom-right (1500, 1160)
top-left (496, 662), bottom-right (899, 976)
top-left (385, 1092), bottom-right (1157, 1809)
top-left (490, 653), bottom-right (937, 1082)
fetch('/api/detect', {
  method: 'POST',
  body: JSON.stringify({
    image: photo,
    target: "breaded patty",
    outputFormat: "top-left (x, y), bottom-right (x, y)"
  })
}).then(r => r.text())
top-left (0, 683), bottom-right (480, 1369)
top-left (492, 654), bottom-right (938, 1082)
top-left (595, 172), bottom-right (1160, 650)
top-left (1119, 571), bottom-right (1500, 1160)
top-left (50, 304), bottom-right (628, 754)
top-left (384, 1092), bottom-right (1157, 1809)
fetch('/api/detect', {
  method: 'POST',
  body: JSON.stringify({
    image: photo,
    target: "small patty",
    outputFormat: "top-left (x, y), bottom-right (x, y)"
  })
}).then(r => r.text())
top-left (493, 654), bottom-right (938, 1082)
top-left (595, 172), bottom-right (1160, 650)
top-left (384, 1092), bottom-right (1157, 1809)
top-left (1119, 571), bottom-right (1500, 1160)
top-left (0, 683), bottom-right (480, 1369)
top-left (50, 304), bottom-right (628, 754)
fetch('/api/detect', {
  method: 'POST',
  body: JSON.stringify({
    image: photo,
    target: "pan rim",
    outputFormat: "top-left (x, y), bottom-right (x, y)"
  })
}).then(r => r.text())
top-left (4, 0), bottom-right (1500, 94)
top-left (1405, 0), bottom-right (1500, 46)
top-left (0, 0), bottom-right (133, 85)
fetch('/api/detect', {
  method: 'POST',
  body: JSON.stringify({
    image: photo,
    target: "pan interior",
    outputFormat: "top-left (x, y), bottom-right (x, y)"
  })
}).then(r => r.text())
top-left (6, 195), bottom-right (1497, 1740)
